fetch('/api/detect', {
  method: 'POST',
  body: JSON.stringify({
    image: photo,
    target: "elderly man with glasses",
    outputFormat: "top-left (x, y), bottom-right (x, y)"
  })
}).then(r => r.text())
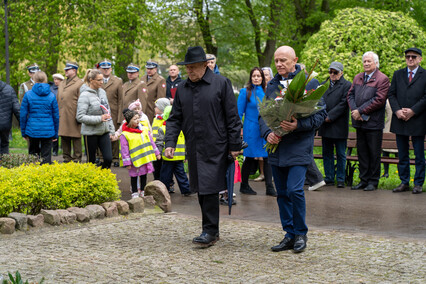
top-left (318, 62), bottom-right (352, 188)
top-left (388, 47), bottom-right (426, 194)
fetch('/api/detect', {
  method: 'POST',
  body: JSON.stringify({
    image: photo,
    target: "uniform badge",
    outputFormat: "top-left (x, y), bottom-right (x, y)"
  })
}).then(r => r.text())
top-left (143, 88), bottom-right (147, 92)
top-left (162, 83), bottom-right (166, 88)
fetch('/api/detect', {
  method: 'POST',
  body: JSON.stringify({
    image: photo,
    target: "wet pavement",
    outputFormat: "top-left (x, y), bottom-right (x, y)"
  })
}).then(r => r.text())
top-left (110, 164), bottom-right (426, 240)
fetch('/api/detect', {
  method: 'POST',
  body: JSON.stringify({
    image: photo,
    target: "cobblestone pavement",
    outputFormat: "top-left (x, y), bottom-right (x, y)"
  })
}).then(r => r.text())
top-left (0, 212), bottom-right (425, 283)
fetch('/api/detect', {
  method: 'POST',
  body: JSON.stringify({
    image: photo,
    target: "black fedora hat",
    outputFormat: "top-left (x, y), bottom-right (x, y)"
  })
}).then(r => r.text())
top-left (177, 46), bottom-right (215, 65)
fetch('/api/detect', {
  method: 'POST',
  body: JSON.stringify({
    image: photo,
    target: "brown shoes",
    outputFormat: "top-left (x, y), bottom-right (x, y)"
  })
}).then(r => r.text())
top-left (412, 185), bottom-right (423, 194)
top-left (392, 183), bottom-right (410, 193)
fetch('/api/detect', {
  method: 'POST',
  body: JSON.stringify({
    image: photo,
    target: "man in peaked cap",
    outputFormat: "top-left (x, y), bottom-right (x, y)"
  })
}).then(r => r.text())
top-left (57, 61), bottom-right (84, 163)
top-left (99, 58), bottom-right (123, 167)
top-left (142, 60), bottom-right (166, 123)
top-left (388, 47), bottom-right (425, 194)
top-left (164, 46), bottom-right (241, 247)
top-left (18, 63), bottom-right (41, 102)
top-left (121, 63), bottom-right (148, 122)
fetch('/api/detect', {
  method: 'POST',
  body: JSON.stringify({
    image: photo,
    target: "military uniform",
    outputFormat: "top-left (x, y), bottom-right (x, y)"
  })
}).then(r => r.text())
top-left (142, 62), bottom-right (166, 123)
top-left (122, 78), bottom-right (148, 120)
top-left (57, 62), bottom-right (84, 162)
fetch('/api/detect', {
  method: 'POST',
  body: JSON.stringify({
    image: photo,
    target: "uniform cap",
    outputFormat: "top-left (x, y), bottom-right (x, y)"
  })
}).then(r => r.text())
top-left (99, 58), bottom-right (112, 69)
top-left (126, 63), bottom-right (140, 73)
top-left (64, 61), bottom-right (79, 70)
top-left (146, 60), bottom-right (159, 69)
top-left (27, 63), bottom-right (40, 73)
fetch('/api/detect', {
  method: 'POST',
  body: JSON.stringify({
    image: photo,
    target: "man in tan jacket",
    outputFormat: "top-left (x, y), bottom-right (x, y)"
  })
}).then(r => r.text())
top-left (57, 61), bottom-right (83, 163)
top-left (99, 59), bottom-right (123, 167)
top-left (121, 63), bottom-right (148, 121)
top-left (142, 60), bottom-right (166, 123)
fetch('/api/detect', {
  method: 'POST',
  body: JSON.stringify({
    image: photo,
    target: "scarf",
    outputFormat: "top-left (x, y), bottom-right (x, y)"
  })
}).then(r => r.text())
top-left (122, 122), bottom-right (142, 133)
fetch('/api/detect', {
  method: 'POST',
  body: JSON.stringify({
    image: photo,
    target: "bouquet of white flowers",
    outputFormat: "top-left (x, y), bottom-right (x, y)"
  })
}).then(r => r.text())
top-left (258, 62), bottom-right (329, 153)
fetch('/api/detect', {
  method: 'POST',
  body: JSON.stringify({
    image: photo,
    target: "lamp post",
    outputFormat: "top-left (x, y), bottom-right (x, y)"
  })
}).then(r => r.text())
top-left (4, 0), bottom-right (10, 84)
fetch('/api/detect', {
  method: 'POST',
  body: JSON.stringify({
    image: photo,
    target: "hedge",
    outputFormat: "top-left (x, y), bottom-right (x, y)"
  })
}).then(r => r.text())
top-left (0, 162), bottom-right (121, 216)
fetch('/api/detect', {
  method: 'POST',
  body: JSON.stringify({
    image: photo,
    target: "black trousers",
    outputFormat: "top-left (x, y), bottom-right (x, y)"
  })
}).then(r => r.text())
top-left (305, 160), bottom-right (324, 186)
top-left (84, 133), bottom-right (112, 169)
top-left (241, 157), bottom-right (274, 190)
top-left (198, 193), bottom-right (220, 236)
top-left (153, 159), bottom-right (163, 180)
top-left (0, 130), bottom-right (10, 155)
top-left (29, 137), bottom-right (53, 165)
top-left (131, 175), bottom-right (147, 193)
top-left (356, 129), bottom-right (382, 186)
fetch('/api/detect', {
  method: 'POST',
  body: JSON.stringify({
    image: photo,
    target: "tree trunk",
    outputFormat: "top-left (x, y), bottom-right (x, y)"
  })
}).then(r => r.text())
top-left (193, 0), bottom-right (217, 55)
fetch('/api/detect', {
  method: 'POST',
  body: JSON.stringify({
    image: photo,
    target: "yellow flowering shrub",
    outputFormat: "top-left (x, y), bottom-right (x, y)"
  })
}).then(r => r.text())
top-left (0, 162), bottom-right (121, 216)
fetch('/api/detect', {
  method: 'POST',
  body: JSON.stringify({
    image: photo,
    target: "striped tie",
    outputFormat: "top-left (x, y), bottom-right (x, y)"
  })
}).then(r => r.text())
top-left (409, 71), bottom-right (413, 83)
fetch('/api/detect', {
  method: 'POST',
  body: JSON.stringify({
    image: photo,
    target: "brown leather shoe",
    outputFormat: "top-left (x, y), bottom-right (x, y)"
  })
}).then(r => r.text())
top-left (392, 183), bottom-right (410, 193)
top-left (412, 185), bottom-right (423, 194)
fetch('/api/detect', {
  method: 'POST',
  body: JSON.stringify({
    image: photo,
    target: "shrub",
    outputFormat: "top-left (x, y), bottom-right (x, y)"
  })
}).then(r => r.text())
top-left (0, 162), bottom-right (121, 216)
top-left (300, 8), bottom-right (426, 82)
top-left (0, 153), bottom-right (41, 169)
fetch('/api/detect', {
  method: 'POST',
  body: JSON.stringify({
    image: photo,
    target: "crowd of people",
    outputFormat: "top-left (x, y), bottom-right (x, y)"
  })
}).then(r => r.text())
top-left (0, 44), bottom-right (424, 253)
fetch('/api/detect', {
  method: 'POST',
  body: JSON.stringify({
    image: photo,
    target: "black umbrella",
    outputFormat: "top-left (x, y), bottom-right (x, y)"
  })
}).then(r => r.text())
top-left (226, 158), bottom-right (236, 215)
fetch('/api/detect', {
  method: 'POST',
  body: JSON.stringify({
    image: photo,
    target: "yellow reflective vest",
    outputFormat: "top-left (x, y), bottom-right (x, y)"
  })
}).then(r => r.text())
top-left (121, 129), bottom-right (156, 167)
top-left (152, 117), bottom-right (165, 142)
top-left (162, 130), bottom-right (185, 161)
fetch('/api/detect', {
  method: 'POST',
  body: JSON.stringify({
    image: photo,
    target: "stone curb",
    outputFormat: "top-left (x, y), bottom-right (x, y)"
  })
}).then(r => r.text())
top-left (0, 197), bottom-right (160, 235)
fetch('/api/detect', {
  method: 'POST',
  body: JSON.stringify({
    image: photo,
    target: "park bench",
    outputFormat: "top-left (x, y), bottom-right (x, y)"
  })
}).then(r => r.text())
top-left (313, 132), bottom-right (426, 186)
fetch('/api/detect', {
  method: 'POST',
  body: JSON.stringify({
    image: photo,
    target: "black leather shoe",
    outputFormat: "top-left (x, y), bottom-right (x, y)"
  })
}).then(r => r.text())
top-left (293, 235), bottom-right (307, 253)
top-left (351, 183), bottom-right (367, 190)
top-left (266, 187), bottom-right (277, 197)
top-left (192, 233), bottom-right (219, 247)
top-left (271, 237), bottom-right (294, 252)
top-left (113, 162), bottom-right (120, 167)
top-left (337, 181), bottom-right (345, 188)
top-left (364, 184), bottom-right (377, 191)
top-left (183, 192), bottom-right (195, 197)
top-left (240, 184), bottom-right (257, 195)
top-left (412, 185), bottom-right (423, 194)
top-left (392, 183), bottom-right (409, 193)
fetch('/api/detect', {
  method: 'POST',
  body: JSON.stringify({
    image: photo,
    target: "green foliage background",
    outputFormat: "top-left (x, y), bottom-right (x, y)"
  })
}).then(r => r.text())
top-left (300, 8), bottom-right (426, 82)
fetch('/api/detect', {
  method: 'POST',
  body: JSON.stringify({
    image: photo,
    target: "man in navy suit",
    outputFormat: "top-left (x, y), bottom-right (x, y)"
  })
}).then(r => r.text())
top-left (388, 47), bottom-right (426, 194)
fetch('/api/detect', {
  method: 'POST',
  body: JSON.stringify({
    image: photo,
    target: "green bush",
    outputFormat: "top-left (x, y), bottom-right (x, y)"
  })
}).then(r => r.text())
top-left (0, 162), bottom-right (121, 217)
top-left (300, 8), bottom-right (426, 82)
top-left (0, 153), bottom-right (41, 169)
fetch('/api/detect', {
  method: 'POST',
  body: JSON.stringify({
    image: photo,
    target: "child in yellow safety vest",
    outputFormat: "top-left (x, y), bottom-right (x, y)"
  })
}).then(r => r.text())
top-left (159, 105), bottom-right (192, 196)
top-left (112, 99), bottom-right (152, 140)
top-left (120, 109), bottom-right (161, 198)
top-left (151, 98), bottom-right (171, 183)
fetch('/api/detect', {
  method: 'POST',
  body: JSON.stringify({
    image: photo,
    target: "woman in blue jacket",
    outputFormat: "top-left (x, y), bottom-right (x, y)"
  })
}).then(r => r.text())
top-left (237, 67), bottom-right (276, 196)
top-left (20, 71), bottom-right (59, 164)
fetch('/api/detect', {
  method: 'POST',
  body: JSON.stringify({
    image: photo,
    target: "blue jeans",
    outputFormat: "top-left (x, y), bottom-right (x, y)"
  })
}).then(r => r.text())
top-left (322, 137), bottom-right (347, 183)
top-left (396, 134), bottom-right (425, 186)
top-left (271, 165), bottom-right (308, 238)
top-left (160, 160), bottom-right (190, 194)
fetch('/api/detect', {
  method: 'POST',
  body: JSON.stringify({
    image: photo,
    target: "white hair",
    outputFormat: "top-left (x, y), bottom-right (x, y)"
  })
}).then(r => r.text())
top-left (362, 51), bottom-right (379, 68)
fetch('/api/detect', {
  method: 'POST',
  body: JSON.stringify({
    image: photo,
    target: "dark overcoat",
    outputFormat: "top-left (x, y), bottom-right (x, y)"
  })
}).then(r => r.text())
top-left (388, 66), bottom-right (426, 136)
top-left (318, 76), bottom-right (352, 139)
top-left (165, 68), bottom-right (241, 194)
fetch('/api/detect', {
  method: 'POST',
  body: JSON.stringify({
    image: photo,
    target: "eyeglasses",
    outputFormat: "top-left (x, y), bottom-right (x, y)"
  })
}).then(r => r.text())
top-left (405, 55), bottom-right (418, 60)
top-left (329, 70), bottom-right (339, 75)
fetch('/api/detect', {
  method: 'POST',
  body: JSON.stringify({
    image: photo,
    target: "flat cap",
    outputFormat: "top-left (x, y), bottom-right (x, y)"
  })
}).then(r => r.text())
top-left (329, 61), bottom-right (344, 72)
top-left (404, 47), bottom-right (422, 56)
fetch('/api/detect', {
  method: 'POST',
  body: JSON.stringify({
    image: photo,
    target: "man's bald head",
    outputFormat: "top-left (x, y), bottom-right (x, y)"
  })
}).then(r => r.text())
top-left (274, 45), bottom-right (298, 78)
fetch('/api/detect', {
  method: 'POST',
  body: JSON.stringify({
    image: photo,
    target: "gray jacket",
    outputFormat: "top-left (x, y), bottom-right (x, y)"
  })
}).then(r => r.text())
top-left (76, 84), bottom-right (115, 136)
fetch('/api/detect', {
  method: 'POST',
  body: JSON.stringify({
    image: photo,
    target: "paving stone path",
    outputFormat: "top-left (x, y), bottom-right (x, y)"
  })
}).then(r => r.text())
top-left (0, 212), bottom-right (425, 283)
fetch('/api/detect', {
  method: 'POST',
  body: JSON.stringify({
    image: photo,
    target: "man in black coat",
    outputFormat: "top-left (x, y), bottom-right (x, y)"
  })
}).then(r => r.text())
top-left (165, 64), bottom-right (182, 102)
top-left (318, 62), bottom-right (352, 188)
top-left (164, 46), bottom-right (241, 246)
top-left (0, 81), bottom-right (20, 155)
top-left (388, 47), bottom-right (426, 194)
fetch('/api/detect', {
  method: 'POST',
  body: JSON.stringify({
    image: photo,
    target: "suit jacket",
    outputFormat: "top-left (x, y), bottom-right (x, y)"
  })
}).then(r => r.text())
top-left (142, 73), bottom-right (166, 123)
top-left (318, 76), bottom-right (352, 139)
top-left (103, 75), bottom-right (123, 128)
top-left (388, 66), bottom-right (426, 136)
top-left (57, 76), bottom-right (83, 137)
top-left (121, 78), bottom-right (148, 121)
